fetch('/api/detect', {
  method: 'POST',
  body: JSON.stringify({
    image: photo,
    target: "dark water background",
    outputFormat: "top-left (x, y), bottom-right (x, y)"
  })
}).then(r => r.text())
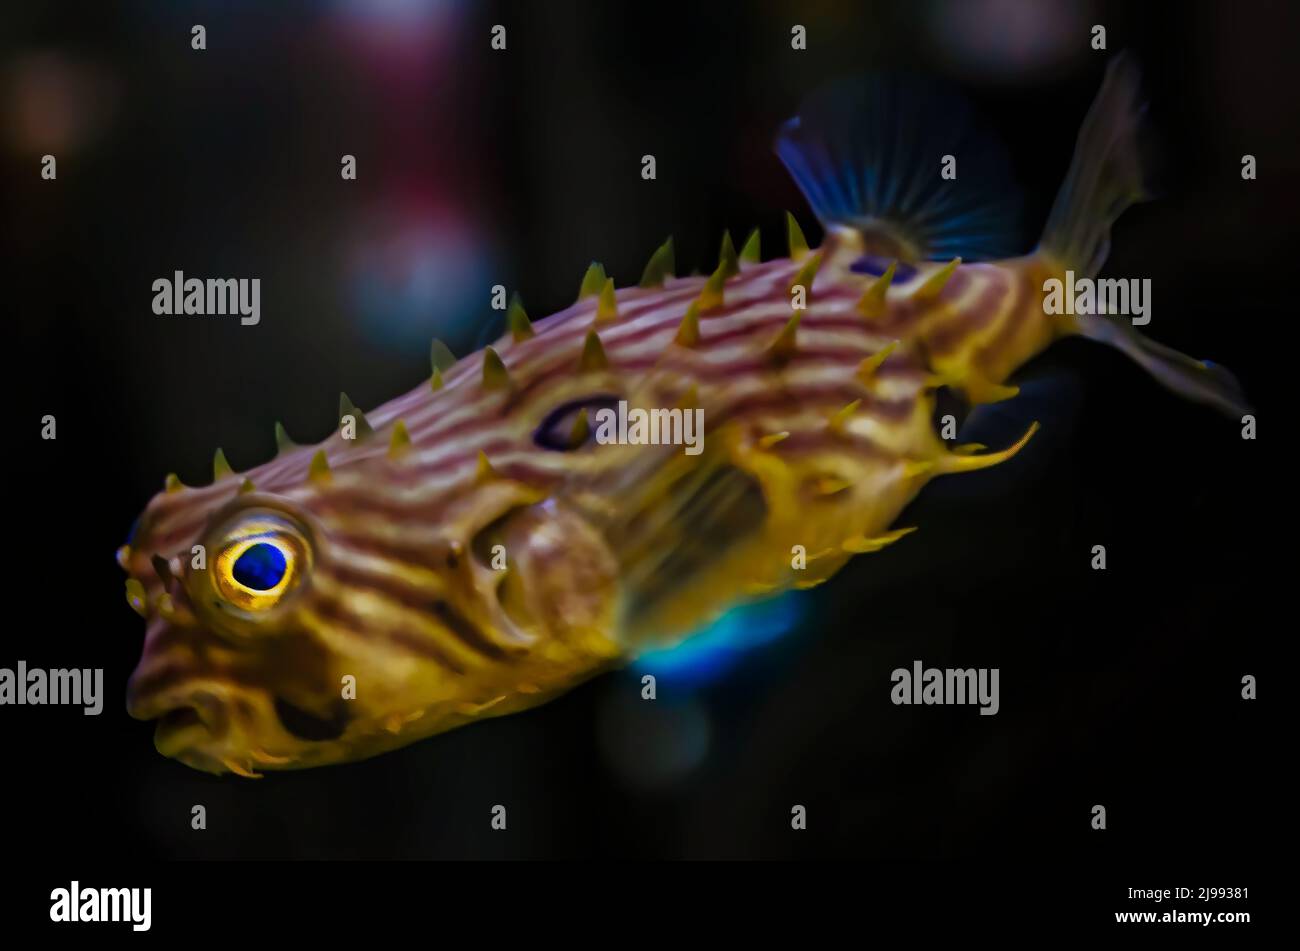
top-left (4, 0), bottom-right (1287, 862)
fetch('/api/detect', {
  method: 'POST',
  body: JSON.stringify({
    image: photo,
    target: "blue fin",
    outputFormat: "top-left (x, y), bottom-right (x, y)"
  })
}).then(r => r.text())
top-left (775, 74), bottom-right (1024, 262)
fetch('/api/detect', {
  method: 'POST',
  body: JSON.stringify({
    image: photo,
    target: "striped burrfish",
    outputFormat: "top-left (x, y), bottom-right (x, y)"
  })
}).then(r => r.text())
top-left (120, 57), bottom-right (1247, 775)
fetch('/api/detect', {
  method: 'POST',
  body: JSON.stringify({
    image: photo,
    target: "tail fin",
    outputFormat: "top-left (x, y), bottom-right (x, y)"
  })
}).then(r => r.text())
top-left (1040, 53), bottom-right (1149, 276)
top-left (1044, 55), bottom-right (1251, 417)
top-left (1072, 318), bottom-right (1250, 417)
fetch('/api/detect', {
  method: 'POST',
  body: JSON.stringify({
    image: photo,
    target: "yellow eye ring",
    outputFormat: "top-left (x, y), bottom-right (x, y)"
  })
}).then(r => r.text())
top-left (211, 516), bottom-right (310, 613)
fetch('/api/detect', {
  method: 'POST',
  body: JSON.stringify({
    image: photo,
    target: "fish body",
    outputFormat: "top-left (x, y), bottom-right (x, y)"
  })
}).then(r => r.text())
top-left (120, 57), bottom-right (1247, 774)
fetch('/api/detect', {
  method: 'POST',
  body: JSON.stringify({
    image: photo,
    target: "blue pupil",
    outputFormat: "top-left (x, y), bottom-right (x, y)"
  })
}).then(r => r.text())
top-left (232, 542), bottom-right (287, 591)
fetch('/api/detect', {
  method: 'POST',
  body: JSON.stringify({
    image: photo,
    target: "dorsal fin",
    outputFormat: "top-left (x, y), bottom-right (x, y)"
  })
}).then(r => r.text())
top-left (775, 74), bottom-right (1024, 263)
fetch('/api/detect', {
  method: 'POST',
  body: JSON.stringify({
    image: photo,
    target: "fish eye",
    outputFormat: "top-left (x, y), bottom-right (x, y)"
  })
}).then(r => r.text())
top-left (211, 513), bottom-right (311, 613)
top-left (232, 542), bottom-right (287, 590)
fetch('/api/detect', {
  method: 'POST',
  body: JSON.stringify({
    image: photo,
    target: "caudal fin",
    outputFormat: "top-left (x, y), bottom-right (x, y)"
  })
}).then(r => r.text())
top-left (1043, 55), bottom-right (1251, 418)
top-left (1072, 317), bottom-right (1251, 417)
top-left (1040, 53), bottom-right (1149, 276)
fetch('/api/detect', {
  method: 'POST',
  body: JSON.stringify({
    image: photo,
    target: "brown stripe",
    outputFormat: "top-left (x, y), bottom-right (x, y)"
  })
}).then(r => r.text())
top-left (318, 556), bottom-right (513, 662)
top-left (131, 261), bottom-right (880, 551)
top-left (973, 267), bottom-right (1033, 373)
top-left (429, 599), bottom-right (509, 660)
top-left (308, 591), bottom-right (469, 675)
top-left (923, 271), bottom-right (1012, 356)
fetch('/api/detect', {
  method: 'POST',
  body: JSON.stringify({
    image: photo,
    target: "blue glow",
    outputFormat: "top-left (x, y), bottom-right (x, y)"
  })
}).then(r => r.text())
top-left (346, 221), bottom-right (492, 354)
top-left (633, 593), bottom-right (805, 689)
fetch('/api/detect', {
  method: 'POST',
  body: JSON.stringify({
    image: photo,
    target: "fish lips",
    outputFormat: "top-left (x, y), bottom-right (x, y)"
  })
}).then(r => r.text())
top-left (130, 675), bottom-right (350, 757)
top-left (127, 680), bottom-right (232, 758)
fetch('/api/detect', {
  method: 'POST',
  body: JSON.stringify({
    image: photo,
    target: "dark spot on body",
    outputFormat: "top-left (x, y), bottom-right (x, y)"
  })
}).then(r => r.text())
top-left (851, 254), bottom-right (917, 282)
top-left (533, 394), bottom-right (621, 451)
top-left (273, 696), bottom-right (349, 742)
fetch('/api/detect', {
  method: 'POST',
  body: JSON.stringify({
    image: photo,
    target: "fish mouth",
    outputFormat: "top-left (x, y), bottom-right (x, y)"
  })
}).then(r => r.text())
top-left (128, 677), bottom-right (276, 771)
top-left (154, 709), bottom-right (213, 759)
top-left (131, 685), bottom-right (232, 759)
top-left (129, 676), bottom-right (348, 772)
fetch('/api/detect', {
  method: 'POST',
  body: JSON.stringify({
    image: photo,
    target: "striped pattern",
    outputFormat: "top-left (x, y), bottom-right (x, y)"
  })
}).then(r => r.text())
top-left (122, 232), bottom-right (1060, 774)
